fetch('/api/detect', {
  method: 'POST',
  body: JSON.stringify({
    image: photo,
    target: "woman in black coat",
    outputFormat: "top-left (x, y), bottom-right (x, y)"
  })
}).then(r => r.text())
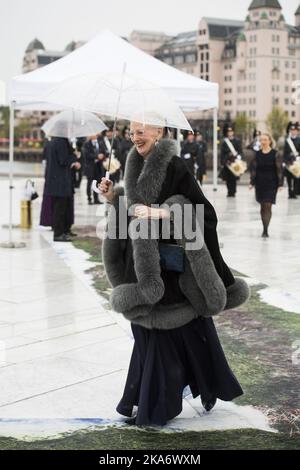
top-left (249, 133), bottom-right (283, 238)
top-left (99, 123), bottom-right (245, 426)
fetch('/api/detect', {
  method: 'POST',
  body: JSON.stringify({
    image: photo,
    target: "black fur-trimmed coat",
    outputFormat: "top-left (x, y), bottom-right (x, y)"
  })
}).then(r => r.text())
top-left (102, 139), bottom-right (250, 329)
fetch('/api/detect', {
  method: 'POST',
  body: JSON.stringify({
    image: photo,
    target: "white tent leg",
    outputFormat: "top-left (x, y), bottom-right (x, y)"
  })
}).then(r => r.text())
top-left (8, 101), bottom-right (15, 244)
top-left (0, 101), bottom-right (25, 249)
top-left (213, 107), bottom-right (218, 192)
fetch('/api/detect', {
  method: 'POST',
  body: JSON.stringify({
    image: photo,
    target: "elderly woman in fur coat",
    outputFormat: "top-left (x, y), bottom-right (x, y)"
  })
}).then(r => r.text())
top-left (99, 122), bottom-right (250, 427)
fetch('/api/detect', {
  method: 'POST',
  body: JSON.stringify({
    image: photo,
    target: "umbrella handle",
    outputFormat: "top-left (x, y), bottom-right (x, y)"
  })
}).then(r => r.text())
top-left (91, 172), bottom-right (110, 194)
top-left (91, 180), bottom-right (101, 194)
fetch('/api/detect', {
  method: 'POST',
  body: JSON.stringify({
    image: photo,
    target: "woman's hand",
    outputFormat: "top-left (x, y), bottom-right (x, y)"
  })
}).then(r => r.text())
top-left (278, 186), bottom-right (283, 192)
top-left (249, 184), bottom-right (253, 190)
top-left (134, 205), bottom-right (170, 219)
top-left (99, 177), bottom-right (114, 202)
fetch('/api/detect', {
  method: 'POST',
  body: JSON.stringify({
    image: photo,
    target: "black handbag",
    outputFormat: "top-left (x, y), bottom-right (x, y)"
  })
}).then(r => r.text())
top-left (158, 242), bottom-right (185, 273)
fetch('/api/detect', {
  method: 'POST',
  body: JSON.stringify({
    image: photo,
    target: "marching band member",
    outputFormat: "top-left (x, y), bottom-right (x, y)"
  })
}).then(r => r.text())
top-left (248, 129), bottom-right (262, 153)
top-left (220, 124), bottom-right (244, 197)
top-left (194, 130), bottom-right (207, 185)
top-left (180, 130), bottom-right (198, 176)
top-left (283, 122), bottom-right (300, 199)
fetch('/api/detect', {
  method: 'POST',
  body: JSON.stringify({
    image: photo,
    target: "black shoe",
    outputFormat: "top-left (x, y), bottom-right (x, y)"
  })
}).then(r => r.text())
top-left (261, 231), bottom-right (269, 238)
top-left (53, 234), bottom-right (72, 242)
top-left (88, 200), bottom-right (93, 205)
top-left (93, 200), bottom-right (103, 205)
top-left (124, 416), bottom-right (137, 425)
top-left (201, 396), bottom-right (217, 412)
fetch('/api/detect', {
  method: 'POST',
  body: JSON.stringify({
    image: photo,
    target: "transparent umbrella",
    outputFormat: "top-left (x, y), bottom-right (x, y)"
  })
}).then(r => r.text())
top-left (44, 65), bottom-right (192, 186)
top-left (41, 109), bottom-right (107, 139)
top-left (44, 69), bottom-right (192, 131)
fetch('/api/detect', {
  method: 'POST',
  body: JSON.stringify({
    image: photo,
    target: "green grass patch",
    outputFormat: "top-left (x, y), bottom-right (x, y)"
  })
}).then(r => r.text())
top-left (0, 427), bottom-right (299, 450)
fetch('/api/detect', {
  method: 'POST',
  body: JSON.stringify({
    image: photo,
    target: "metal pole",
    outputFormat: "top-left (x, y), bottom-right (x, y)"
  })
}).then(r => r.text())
top-left (8, 101), bottom-right (15, 244)
top-left (0, 100), bottom-right (25, 248)
top-left (213, 107), bottom-right (218, 192)
top-left (108, 62), bottom-right (127, 177)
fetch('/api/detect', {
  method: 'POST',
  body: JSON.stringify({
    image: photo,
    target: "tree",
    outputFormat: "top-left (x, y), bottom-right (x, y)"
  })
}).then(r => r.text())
top-left (266, 106), bottom-right (289, 142)
top-left (14, 118), bottom-right (32, 141)
top-left (234, 113), bottom-right (255, 142)
top-left (0, 106), bottom-right (9, 138)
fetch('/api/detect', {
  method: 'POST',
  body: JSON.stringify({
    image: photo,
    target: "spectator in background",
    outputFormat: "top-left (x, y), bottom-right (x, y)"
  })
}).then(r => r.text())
top-left (72, 137), bottom-right (85, 189)
top-left (180, 130), bottom-right (198, 176)
top-left (44, 137), bottom-right (80, 241)
top-left (119, 127), bottom-right (133, 178)
top-left (82, 135), bottom-right (105, 205)
top-left (99, 127), bottom-right (122, 183)
top-left (195, 131), bottom-right (207, 185)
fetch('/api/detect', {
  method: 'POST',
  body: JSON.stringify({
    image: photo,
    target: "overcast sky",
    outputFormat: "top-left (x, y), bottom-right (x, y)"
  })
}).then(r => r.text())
top-left (1, 0), bottom-right (299, 92)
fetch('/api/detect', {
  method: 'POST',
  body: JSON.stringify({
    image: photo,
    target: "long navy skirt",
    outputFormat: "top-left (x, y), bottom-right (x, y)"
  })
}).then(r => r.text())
top-left (116, 316), bottom-right (243, 426)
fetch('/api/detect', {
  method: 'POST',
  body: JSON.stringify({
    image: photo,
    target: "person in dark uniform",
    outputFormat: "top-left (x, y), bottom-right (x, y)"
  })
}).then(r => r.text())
top-left (297, 124), bottom-right (300, 196)
top-left (44, 137), bottom-right (80, 241)
top-left (283, 122), bottom-right (300, 199)
top-left (194, 131), bottom-right (207, 185)
top-left (99, 127), bottom-right (122, 184)
top-left (249, 133), bottom-right (283, 238)
top-left (180, 130), bottom-right (198, 176)
top-left (82, 135), bottom-right (105, 204)
top-left (119, 127), bottom-right (133, 178)
top-left (114, 127), bottom-right (123, 149)
top-left (247, 129), bottom-right (261, 153)
top-left (72, 137), bottom-right (85, 189)
top-left (39, 137), bottom-right (54, 228)
top-left (220, 124), bottom-right (243, 197)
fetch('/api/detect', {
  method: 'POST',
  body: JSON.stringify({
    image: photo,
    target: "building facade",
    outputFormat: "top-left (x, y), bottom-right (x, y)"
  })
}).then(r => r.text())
top-left (129, 30), bottom-right (172, 56)
top-left (20, 1), bottom-right (300, 133)
top-left (22, 39), bottom-right (84, 74)
top-left (19, 39), bottom-right (84, 138)
top-left (155, 0), bottom-right (300, 130)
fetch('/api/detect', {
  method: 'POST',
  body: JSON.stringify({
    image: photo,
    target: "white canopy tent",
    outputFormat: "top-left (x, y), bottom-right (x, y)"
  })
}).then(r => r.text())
top-left (6, 29), bottom-right (219, 246)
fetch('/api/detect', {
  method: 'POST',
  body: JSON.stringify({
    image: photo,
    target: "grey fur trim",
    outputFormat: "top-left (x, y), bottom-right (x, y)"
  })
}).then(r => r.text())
top-left (162, 194), bottom-right (227, 316)
top-left (124, 138), bottom-right (178, 208)
top-left (225, 277), bottom-right (250, 310)
top-left (110, 236), bottom-right (165, 313)
top-left (102, 186), bottom-right (126, 288)
top-left (110, 185), bottom-right (125, 206)
top-left (130, 301), bottom-right (198, 330)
